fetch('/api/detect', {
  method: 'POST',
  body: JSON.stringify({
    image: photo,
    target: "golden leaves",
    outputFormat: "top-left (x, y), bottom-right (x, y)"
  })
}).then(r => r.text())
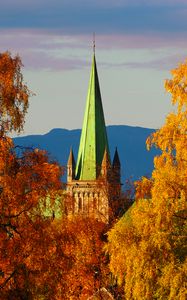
top-left (106, 58), bottom-right (187, 299)
top-left (165, 59), bottom-right (187, 112)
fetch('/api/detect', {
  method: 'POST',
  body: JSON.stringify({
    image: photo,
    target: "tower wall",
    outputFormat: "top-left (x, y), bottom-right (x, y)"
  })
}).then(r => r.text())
top-left (66, 180), bottom-right (110, 223)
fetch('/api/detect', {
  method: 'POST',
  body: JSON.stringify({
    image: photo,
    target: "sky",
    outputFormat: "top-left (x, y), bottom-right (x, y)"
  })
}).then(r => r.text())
top-left (0, 0), bottom-right (187, 136)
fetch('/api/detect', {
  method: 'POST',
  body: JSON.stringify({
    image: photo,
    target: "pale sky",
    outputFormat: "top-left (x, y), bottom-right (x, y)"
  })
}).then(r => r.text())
top-left (0, 0), bottom-right (187, 136)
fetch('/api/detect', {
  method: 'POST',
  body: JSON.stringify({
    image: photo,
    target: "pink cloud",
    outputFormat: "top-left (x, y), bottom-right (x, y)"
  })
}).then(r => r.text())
top-left (0, 29), bottom-right (186, 71)
top-left (1, 29), bottom-right (187, 51)
top-left (0, 29), bottom-right (90, 70)
top-left (22, 51), bottom-right (89, 71)
top-left (103, 54), bottom-right (187, 71)
top-left (96, 33), bottom-right (187, 50)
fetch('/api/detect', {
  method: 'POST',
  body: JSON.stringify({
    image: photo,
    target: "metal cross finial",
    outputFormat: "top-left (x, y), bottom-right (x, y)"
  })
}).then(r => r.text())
top-left (93, 32), bottom-right (95, 54)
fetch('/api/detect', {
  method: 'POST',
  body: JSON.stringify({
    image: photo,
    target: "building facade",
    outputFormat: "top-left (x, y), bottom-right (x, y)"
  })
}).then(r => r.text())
top-left (66, 53), bottom-right (121, 222)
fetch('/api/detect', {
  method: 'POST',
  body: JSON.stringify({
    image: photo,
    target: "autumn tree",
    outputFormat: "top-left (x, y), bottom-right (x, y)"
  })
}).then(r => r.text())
top-left (106, 60), bottom-right (187, 299)
top-left (0, 52), bottom-right (63, 298)
top-left (0, 52), bottom-right (32, 135)
top-left (0, 138), bottom-right (62, 298)
top-left (55, 217), bottom-right (110, 300)
top-left (0, 51), bottom-right (113, 300)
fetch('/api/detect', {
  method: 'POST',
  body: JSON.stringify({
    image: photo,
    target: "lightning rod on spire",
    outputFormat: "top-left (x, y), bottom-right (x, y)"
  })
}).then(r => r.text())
top-left (93, 32), bottom-right (95, 54)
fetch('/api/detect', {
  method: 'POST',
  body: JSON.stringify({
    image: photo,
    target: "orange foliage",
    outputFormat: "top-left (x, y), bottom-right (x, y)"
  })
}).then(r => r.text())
top-left (135, 176), bottom-right (153, 200)
top-left (0, 51), bottom-right (112, 300)
top-left (0, 137), bottom-right (63, 298)
top-left (0, 52), bottom-right (32, 135)
top-left (55, 217), bottom-right (109, 299)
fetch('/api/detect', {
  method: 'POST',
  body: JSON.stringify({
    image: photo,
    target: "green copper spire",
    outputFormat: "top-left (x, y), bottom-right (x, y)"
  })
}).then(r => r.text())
top-left (75, 54), bottom-right (110, 180)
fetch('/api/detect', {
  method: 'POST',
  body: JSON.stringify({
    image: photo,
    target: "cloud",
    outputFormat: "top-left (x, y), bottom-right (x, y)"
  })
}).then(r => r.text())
top-left (0, 30), bottom-right (89, 70)
top-left (106, 54), bottom-right (187, 71)
top-left (23, 52), bottom-right (89, 71)
top-left (0, 29), bottom-right (186, 72)
top-left (1, 29), bottom-right (186, 51)
top-left (97, 33), bottom-right (187, 50)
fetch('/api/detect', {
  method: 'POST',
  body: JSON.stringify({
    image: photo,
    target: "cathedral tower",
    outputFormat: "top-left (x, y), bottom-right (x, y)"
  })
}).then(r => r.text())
top-left (66, 52), bottom-right (121, 222)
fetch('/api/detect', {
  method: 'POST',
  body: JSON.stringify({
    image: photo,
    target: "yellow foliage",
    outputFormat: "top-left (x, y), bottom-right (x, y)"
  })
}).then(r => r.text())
top-left (106, 59), bottom-right (187, 299)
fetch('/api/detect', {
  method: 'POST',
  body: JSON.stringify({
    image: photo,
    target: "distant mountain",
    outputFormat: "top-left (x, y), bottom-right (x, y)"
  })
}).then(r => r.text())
top-left (13, 125), bottom-right (160, 185)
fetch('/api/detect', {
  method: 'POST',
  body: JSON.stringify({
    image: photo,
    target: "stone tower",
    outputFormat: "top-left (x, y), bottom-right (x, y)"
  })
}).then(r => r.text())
top-left (66, 53), bottom-right (121, 222)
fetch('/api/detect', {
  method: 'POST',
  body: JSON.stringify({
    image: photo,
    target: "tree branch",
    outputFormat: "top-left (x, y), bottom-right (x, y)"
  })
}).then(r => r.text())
top-left (0, 270), bottom-right (16, 290)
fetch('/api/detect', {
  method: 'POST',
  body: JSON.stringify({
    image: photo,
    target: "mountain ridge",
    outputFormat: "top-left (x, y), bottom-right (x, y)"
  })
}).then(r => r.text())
top-left (13, 125), bottom-right (159, 184)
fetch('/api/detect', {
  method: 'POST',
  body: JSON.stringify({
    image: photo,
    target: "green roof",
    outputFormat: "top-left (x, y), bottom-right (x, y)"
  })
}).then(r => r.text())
top-left (75, 54), bottom-right (110, 180)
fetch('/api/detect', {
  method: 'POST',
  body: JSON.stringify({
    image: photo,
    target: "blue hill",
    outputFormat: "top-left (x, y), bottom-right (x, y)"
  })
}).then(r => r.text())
top-left (13, 125), bottom-right (159, 184)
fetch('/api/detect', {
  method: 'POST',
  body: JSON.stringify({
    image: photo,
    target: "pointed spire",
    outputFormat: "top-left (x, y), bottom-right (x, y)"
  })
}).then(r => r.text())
top-left (67, 147), bottom-right (75, 167)
top-left (67, 148), bottom-right (75, 182)
top-left (112, 147), bottom-right (120, 167)
top-left (102, 148), bottom-right (111, 168)
top-left (75, 54), bottom-right (110, 180)
top-left (101, 148), bottom-right (111, 178)
top-left (112, 147), bottom-right (121, 184)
